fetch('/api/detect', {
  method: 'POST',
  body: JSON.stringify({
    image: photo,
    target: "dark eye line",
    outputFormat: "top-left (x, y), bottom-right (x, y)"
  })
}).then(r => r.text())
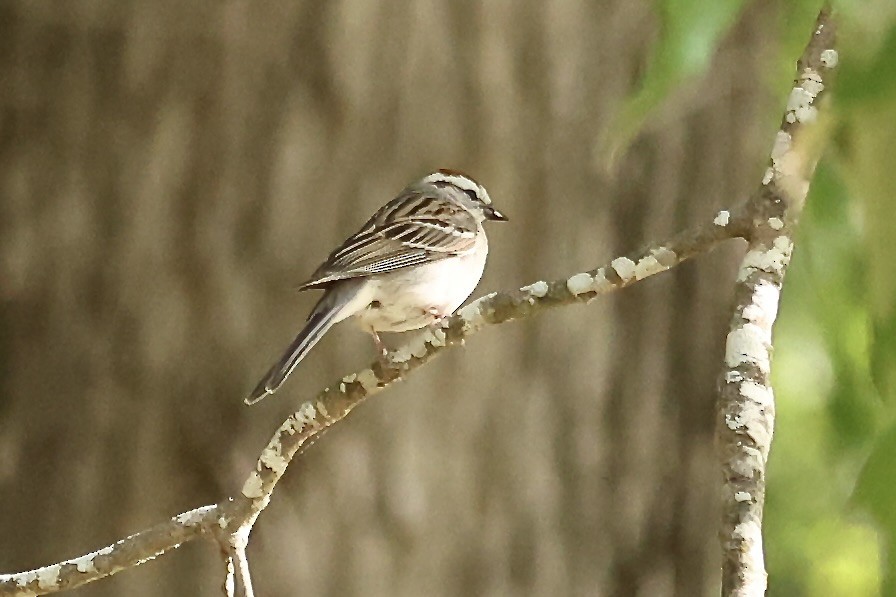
top-left (462, 188), bottom-right (479, 203)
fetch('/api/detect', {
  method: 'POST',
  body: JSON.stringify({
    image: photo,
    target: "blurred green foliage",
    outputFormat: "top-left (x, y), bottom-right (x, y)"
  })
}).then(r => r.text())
top-left (767, 2), bottom-right (896, 595)
top-left (634, 1), bottom-right (896, 595)
top-left (602, 0), bottom-right (745, 162)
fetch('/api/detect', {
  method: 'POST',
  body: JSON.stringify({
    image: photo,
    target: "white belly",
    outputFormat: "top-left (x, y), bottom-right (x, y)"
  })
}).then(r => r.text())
top-left (353, 243), bottom-right (488, 333)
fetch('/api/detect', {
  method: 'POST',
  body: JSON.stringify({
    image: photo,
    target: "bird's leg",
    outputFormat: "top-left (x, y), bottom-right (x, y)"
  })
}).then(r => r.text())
top-left (369, 329), bottom-right (390, 367)
top-left (424, 306), bottom-right (450, 328)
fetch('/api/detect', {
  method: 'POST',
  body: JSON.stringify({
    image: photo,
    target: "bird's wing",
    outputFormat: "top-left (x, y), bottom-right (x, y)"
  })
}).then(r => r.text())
top-left (298, 188), bottom-right (479, 290)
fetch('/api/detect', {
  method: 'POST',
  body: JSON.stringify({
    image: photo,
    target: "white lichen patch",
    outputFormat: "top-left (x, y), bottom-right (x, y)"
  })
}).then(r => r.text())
top-left (653, 247), bottom-right (677, 267)
top-left (356, 368), bottom-right (379, 391)
top-left (315, 400), bottom-right (329, 419)
top-left (457, 294), bottom-right (492, 332)
top-left (15, 571), bottom-right (38, 587)
top-left (801, 72), bottom-right (824, 97)
top-left (774, 235), bottom-right (791, 252)
top-left (411, 337), bottom-right (430, 359)
top-left (742, 281), bottom-right (780, 335)
top-left (591, 268), bottom-right (613, 292)
top-left (820, 48), bottom-right (838, 68)
top-left (390, 345), bottom-right (414, 363)
top-left (736, 236), bottom-right (793, 281)
top-left (770, 131), bottom-right (792, 164)
top-left (425, 326), bottom-right (447, 347)
top-left (456, 300), bottom-right (480, 322)
top-left (634, 248), bottom-right (676, 280)
top-left (768, 217), bottom-right (784, 230)
top-left (76, 556), bottom-right (96, 573)
top-left (611, 257), bottom-right (637, 282)
top-left (725, 413), bottom-right (743, 430)
top-left (714, 210), bottom-right (730, 226)
top-left (733, 520), bottom-right (763, 545)
top-left (740, 381), bottom-right (773, 407)
top-left (260, 439), bottom-right (288, 476)
top-left (241, 471), bottom-right (264, 499)
top-left (634, 256), bottom-right (660, 280)
top-left (726, 387), bottom-right (771, 438)
top-left (741, 303), bottom-right (763, 324)
top-left (734, 491), bottom-right (752, 503)
top-left (739, 409), bottom-right (773, 449)
top-left (13, 570), bottom-right (37, 597)
top-left (174, 505), bottom-right (215, 527)
top-left (522, 280), bottom-right (549, 298)
top-left (740, 520), bottom-right (768, 584)
top-left (762, 167), bottom-right (774, 185)
top-left (725, 370), bottom-right (744, 384)
top-left (767, 128), bottom-right (811, 202)
top-left (566, 272), bottom-right (594, 296)
top-left (725, 323), bottom-right (770, 373)
top-left (174, 511), bottom-right (196, 525)
top-left (37, 566), bottom-right (60, 590)
top-left (338, 369), bottom-right (378, 392)
top-left (297, 401), bottom-right (319, 426)
top-left (731, 446), bottom-right (763, 478)
top-left (392, 334), bottom-right (431, 363)
top-left (339, 373), bottom-right (355, 392)
top-left (785, 86), bottom-right (818, 124)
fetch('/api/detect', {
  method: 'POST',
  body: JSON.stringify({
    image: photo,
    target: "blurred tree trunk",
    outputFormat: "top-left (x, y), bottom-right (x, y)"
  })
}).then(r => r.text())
top-left (0, 1), bottom-right (776, 595)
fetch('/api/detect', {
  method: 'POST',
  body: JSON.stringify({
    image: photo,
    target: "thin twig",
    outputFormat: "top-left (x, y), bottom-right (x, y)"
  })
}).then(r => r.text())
top-left (220, 547), bottom-right (235, 597)
top-left (230, 528), bottom-right (254, 597)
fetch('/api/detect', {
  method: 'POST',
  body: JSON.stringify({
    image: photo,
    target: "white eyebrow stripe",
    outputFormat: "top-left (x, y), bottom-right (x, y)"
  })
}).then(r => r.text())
top-left (421, 172), bottom-right (491, 204)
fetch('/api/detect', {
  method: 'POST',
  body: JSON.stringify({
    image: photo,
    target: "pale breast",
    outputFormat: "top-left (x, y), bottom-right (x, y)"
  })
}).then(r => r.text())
top-left (354, 235), bottom-right (488, 333)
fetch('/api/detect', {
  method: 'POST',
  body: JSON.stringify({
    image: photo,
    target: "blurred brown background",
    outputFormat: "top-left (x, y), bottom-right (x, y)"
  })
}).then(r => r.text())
top-left (0, 1), bottom-right (777, 595)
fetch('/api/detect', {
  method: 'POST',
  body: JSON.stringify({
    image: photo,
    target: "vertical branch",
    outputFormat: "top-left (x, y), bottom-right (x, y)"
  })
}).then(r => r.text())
top-left (221, 551), bottom-right (235, 597)
top-left (716, 7), bottom-right (837, 596)
top-left (214, 525), bottom-right (253, 597)
top-left (231, 528), bottom-right (255, 597)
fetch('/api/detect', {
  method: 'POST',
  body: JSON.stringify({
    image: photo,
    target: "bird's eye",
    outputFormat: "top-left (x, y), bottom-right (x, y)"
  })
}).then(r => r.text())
top-left (463, 189), bottom-right (480, 203)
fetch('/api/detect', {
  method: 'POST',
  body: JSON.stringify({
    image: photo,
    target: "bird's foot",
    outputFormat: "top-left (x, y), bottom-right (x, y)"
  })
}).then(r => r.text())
top-left (424, 306), bottom-right (451, 327)
top-left (370, 330), bottom-right (391, 367)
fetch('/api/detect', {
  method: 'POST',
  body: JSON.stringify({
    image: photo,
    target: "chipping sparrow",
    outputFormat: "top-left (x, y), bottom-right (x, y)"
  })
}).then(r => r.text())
top-left (246, 169), bottom-right (507, 404)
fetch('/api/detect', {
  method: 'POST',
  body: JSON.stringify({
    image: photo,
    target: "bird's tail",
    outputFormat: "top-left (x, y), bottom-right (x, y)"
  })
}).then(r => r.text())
top-left (245, 294), bottom-right (344, 405)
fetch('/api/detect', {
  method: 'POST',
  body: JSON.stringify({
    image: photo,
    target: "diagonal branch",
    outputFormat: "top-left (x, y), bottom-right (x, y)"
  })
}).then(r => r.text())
top-left (716, 6), bottom-right (837, 596)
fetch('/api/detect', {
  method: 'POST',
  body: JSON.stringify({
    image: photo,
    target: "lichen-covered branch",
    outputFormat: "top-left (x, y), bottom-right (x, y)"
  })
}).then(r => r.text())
top-left (716, 7), bottom-right (837, 597)
top-left (0, 506), bottom-right (219, 596)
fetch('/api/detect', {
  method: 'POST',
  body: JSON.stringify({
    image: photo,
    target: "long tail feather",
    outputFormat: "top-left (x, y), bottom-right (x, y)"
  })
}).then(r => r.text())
top-left (245, 300), bottom-right (342, 405)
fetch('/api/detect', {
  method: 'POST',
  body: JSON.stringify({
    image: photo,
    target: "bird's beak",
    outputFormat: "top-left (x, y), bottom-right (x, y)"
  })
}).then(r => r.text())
top-left (485, 205), bottom-right (508, 221)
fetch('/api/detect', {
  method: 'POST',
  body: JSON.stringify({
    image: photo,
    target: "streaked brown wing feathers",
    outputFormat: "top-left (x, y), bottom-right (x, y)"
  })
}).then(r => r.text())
top-left (298, 190), bottom-right (478, 290)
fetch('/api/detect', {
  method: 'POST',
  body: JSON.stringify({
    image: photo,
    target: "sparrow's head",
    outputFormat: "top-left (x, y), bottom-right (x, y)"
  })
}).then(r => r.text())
top-left (422, 168), bottom-right (508, 222)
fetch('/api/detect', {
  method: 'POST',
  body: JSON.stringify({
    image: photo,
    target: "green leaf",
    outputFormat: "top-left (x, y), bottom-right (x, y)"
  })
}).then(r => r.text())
top-left (852, 423), bottom-right (896, 591)
top-left (599, 0), bottom-right (745, 166)
top-left (837, 24), bottom-right (896, 105)
top-left (835, 4), bottom-right (896, 106)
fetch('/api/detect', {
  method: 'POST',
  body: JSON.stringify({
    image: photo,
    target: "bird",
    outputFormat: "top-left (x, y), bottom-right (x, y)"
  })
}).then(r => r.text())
top-left (245, 169), bottom-right (507, 405)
